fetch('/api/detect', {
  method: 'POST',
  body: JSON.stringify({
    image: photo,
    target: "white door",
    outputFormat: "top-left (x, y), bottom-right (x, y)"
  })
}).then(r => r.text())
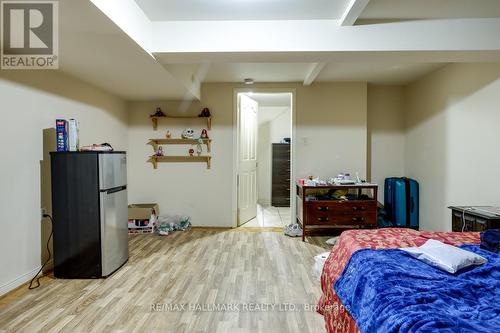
top-left (238, 94), bottom-right (258, 225)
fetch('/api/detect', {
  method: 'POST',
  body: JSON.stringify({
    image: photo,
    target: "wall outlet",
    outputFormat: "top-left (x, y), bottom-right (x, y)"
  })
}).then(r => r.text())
top-left (41, 207), bottom-right (47, 219)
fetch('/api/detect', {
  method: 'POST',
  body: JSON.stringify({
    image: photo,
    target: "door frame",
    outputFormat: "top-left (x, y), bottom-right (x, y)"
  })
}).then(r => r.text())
top-left (232, 88), bottom-right (297, 228)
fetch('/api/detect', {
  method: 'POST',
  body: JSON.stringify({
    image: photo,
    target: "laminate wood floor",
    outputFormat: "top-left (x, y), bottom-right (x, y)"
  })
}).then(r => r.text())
top-left (0, 229), bottom-right (329, 333)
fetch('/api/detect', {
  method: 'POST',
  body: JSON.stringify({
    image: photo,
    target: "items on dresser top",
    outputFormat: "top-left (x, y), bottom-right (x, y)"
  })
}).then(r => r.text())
top-left (449, 206), bottom-right (500, 232)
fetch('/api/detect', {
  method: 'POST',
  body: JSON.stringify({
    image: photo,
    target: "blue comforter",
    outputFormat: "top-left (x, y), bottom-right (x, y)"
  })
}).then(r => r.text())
top-left (334, 245), bottom-right (500, 333)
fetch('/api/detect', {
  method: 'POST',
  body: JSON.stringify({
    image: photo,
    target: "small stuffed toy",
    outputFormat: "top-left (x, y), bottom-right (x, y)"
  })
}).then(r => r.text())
top-left (155, 146), bottom-right (164, 156)
top-left (198, 107), bottom-right (211, 117)
top-left (182, 128), bottom-right (194, 139)
top-left (188, 148), bottom-right (194, 156)
top-left (165, 130), bottom-right (171, 138)
top-left (200, 129), bottom-right (209, 139)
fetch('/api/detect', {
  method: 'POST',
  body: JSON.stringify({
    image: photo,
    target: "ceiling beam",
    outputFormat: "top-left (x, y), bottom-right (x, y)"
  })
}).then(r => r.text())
top-left (303, 63), bottom-right (326, 86)
top-left (90, 0), bottom-right (153, 53)
top-left (339, 0), bottom-right (371, 26)
top-left (152, 19), bottom-right (500, 54)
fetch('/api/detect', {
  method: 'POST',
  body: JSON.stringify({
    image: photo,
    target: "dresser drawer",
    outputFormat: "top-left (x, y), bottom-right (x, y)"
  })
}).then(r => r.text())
top-left (306, 213), bottom-right (376, 226)
top-left (306, 201), bottom-right (376, 215)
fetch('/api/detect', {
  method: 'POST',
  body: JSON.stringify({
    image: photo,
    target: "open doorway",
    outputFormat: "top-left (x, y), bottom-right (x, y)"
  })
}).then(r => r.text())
top-left (236, 91), bottom-right (293, 227)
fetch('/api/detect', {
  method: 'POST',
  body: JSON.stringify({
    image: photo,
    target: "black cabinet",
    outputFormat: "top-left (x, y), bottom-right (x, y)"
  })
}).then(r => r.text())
top-left (271, 143), bottom-right (290, 207)
top-left (449, 206), bottom-right (500, 232)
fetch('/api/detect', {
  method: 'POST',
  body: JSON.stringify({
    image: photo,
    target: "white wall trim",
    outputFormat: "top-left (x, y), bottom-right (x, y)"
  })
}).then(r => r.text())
top-left (303, 62), bottom-right (326, 86)
top-left (339, 0), bottom-right (371, 26)
top-left (0, 265), bottom-right (42, 297)
top-left (232, 88), bottom-right (297, 228)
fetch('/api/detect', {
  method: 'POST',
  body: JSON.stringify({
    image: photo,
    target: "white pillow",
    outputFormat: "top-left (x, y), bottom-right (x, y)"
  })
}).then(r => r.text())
top-left (400, 239), bottom-right (487, 273)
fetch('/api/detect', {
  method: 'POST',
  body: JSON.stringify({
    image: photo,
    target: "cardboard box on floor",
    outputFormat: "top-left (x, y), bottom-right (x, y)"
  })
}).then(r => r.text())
top-left (128, 203), bottom-right (159, 220)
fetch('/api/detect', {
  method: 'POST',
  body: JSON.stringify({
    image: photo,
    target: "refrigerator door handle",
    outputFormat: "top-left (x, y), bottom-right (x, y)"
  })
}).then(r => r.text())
top-left (102, 185), bottom-right (127, 194)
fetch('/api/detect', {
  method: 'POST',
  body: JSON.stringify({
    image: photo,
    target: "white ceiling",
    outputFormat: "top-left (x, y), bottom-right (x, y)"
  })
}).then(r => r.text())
top-left (360, 0), bottom-right (500, 20)
top-left (203, 63), bottom-right (312, 83)
top-left (49, 1), bottom-right (500, 101)
top-left (316, 63), bottom-right (446, 85)
top-left (134, 0), bottom-right (350, 21)
top-left (58, 1), bottom-right (193, 100)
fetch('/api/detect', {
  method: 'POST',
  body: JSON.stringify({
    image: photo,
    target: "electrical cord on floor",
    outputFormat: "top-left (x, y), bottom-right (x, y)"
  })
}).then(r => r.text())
top-left (28, 214), bottom-right (54, 290)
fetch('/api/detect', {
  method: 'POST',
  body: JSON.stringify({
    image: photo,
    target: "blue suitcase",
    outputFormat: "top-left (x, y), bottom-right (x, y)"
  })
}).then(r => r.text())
top-left (384, 177), bottom-right (419, 229)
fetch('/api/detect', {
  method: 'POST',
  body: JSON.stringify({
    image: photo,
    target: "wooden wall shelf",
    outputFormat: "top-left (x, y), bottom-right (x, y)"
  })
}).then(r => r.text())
top-left (148, 138), bottom-right (212, 152)
top-left (148, 155), bottom-right (211, 169)
top-left (151, 116), bottom-right (211, 130)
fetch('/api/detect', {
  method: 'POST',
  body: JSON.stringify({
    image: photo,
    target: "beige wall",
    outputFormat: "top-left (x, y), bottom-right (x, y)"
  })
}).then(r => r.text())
top-left (0, 71), bottom-right (128, 296)
top-left (127, 82), bottom-right (368, 227)
top-left (367, 85), bottom-right (406, 203)
top-left (405, 63), bottom-right (500, 231)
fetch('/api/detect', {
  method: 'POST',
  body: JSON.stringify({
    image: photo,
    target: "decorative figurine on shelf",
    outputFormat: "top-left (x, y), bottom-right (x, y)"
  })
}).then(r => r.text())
top-left (151, 107), bottom-right (166, 117)
top-left (181, 128), bottom-right (194, 139)
top-left (196, 138), bottom-right (203, 156)
top-left (165, 130), bottom-right (172, 139)
top-left (155, 146), bottom-right (164, 156)
top-left (188, 148), bottom-right (195, 156)
top-left (198, 107), bottom-right (211, 118)
top-left (200, 129), bottom-right (209, 139)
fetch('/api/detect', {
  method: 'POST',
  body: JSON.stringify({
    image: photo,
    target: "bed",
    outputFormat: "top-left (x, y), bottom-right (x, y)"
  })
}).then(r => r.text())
top-left (316, 228), bottom-right (486, 333)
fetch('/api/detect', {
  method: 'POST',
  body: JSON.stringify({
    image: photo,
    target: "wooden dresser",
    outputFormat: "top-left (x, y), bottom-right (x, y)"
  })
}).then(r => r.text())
top-left (271, 143), bottom-right (291, 207)
top-left (449, 206), bottom-right (500, 232)
top-left (296, 183), bottom-right (378, 241)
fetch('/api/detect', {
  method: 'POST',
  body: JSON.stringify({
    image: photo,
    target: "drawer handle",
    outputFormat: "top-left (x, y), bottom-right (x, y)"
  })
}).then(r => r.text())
top-left (317, 217), bottom-right (329, 222)
top-left (352, 207), bottom-right (367, 211)
top-left (317, 206), bottom-right (329, 211)
top-left (352, 217), bottom-right (365, 222)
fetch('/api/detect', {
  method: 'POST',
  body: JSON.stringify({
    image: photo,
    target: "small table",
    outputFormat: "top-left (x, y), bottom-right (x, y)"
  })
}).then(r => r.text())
top-left (448, 206), bottom-right (500, 232)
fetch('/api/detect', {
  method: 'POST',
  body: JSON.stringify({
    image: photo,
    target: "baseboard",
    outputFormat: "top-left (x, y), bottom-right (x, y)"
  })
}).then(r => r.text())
top-left (0, 265), bottom-right (42, 297)
top-left (190, 226), bottom-right (232, 230)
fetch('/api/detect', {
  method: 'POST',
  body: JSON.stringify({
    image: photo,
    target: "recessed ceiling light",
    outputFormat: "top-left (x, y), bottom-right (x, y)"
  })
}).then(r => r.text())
top-left (244, 78), bottom-right (254, 85)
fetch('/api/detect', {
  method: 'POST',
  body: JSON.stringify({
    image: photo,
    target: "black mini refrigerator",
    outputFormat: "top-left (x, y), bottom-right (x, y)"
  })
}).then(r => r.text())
top-left (50, 151), bottom-right (129, 278)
